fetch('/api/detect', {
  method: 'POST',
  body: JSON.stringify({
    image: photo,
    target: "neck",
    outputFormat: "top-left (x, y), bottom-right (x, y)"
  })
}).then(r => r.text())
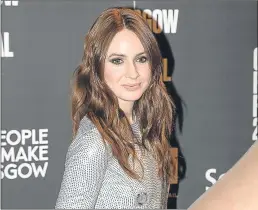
top-left (118, 99), bottom-right (135, 124)
top-left (124, 111), bottom-right (135, 124)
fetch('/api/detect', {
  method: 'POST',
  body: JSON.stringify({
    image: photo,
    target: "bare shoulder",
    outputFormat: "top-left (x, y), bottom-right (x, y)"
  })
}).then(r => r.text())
top-left (188, 141), bottom-right (258, 210)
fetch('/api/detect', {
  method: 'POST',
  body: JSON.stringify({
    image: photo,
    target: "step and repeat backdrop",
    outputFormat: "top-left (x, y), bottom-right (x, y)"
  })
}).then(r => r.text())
top-left (1, 0), bottom-right (257, 209)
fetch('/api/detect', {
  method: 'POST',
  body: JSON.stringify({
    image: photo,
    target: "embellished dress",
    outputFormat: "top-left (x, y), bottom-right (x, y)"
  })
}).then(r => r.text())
top-left (55, 115), bottom-right (169, 209)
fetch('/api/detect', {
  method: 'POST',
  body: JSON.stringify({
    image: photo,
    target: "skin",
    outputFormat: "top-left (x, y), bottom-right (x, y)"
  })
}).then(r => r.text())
top-left (103, 29), bottom-right (151, 124)
top-left (188, 140), bottom-right (258, 210)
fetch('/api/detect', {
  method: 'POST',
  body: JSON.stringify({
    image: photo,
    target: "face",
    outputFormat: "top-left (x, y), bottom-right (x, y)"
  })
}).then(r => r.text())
top-left (104, 29), bottom-right (151, 108)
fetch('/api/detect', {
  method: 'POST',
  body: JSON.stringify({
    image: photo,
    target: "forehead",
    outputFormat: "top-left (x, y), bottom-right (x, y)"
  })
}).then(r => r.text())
top-left (107, 29), bottom-right (145, 55)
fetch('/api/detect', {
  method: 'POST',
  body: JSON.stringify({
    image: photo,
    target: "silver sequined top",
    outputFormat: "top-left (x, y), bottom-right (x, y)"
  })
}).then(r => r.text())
top-left (55, 115), bottom-right (169, 209)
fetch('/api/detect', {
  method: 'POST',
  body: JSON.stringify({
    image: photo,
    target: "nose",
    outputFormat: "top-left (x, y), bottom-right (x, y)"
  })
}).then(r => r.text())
top-left (125, 61), bottom-right (139, 79)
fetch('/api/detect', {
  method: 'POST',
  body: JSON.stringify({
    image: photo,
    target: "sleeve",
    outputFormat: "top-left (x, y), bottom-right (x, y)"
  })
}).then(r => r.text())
top-left (55, 129), bottom-right (109, 209)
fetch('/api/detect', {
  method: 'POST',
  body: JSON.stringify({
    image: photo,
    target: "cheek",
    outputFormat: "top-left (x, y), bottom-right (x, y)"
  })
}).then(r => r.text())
top-left (104, 64), bottom-right (123, 87)
top-left (139, 65), bottom-right (152, 82)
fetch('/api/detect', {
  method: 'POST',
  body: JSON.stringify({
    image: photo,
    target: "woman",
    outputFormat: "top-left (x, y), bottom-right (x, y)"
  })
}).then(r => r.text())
top-left (55, 7), bottom-right (176, 209)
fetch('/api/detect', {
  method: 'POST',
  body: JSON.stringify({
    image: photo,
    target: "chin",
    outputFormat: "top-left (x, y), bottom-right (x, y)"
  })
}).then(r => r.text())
top-left (119, 92), bottom-right (144, 101)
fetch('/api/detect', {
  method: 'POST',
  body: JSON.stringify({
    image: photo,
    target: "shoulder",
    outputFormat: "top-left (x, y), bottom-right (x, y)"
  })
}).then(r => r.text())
top-left (74, 115), bottom-right (98, 139)
top-left (55, 115), bottom-right (110, 209)
top-left (66, 115), bottom-right (110, 163)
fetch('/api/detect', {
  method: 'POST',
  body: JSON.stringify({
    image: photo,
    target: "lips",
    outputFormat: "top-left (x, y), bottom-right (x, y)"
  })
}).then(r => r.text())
top-left (122, 83), bottom-right (141, 87)
top-left (122, 83), bottom-right (141, 91)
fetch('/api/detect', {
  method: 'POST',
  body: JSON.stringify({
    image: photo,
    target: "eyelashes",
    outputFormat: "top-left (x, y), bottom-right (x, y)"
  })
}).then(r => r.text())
top-left (110, 58), bottom-right (123, 65)
top-left (109, 56), bottom-right (148, 65)
top-left (137, 56), bottom-right (148, 63)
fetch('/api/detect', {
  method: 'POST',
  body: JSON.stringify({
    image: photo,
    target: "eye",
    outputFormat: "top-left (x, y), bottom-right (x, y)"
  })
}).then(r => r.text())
top-left (110, 58), bottom-right (123, 65)
top-left (137, 56), bottom-right (148, 63)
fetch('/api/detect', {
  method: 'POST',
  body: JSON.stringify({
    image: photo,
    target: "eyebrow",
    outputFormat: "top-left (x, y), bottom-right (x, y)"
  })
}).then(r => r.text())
top-left (107, 51), bottom-right (146, 58)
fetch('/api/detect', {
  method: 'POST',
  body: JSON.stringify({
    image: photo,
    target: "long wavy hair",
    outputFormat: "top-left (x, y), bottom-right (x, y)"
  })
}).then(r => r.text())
top-left (70, 7), bottom-right (176, 184)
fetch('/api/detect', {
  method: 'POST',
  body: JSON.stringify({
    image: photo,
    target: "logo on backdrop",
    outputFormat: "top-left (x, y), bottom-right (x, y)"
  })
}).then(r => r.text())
top-left (1, 129), bottom-right (49, 179)
top-left (252, 47), bottom-right (257, 141)
top-left (135, 9), bottom-right (179, 34)
top-left (205, 47), bottom-right (257, 189)
top-left (0, 0), bottom-right (19, 6)
top-left (1, 1), bottom-right (20, 57)
top-left (205, 168), bottom-right (225, 191)
top-left (1, 32), bottom-right (14, 58)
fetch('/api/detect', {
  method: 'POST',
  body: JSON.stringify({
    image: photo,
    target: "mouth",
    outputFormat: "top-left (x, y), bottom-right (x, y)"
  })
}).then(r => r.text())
top-left (122, 83), bottom-right (141, 90)
top-left (122, 83), bottom-right (141, 87)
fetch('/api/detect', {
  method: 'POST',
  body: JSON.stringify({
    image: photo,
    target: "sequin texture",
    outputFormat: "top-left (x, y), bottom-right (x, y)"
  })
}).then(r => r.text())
top-left (55, 115), bottom-right (168, 209)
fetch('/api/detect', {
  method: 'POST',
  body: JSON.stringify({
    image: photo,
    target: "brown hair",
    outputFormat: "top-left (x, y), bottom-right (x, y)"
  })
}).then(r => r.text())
top-left (70, 7), bottom-right (176, 184)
